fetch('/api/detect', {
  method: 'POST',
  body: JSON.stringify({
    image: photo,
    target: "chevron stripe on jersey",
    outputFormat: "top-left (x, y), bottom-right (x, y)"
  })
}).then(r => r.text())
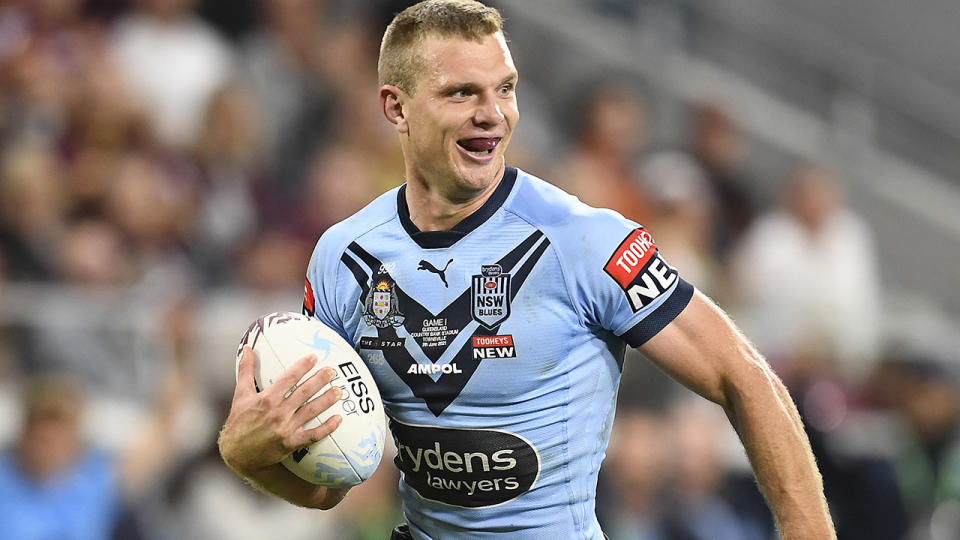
top-left (341, 231), bottom-right (550, 416)
top-left (303, 167), bottom-right (693, 538)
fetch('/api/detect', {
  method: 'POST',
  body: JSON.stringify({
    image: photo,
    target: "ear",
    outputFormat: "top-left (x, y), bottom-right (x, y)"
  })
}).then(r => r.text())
top-left (379, 85), bottom-right (409, 134)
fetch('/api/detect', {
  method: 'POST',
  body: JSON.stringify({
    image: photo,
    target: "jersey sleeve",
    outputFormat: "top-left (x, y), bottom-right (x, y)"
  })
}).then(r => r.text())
top-left (302, 232), bottom-right (352, 343)
top-left (562, 210), bottom-right (694, 347)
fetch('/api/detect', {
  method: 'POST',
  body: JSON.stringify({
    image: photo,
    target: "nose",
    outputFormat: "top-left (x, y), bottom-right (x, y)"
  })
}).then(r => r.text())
top-left (473, 92), bottom-right (504, 127)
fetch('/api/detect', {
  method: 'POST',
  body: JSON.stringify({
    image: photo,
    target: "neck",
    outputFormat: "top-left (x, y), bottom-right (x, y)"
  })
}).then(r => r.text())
top-left (404, 163), bottom-right (505, 231)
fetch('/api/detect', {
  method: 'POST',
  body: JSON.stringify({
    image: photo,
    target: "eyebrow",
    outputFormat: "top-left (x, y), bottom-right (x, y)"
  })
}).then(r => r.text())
top-left (438, 73), bottom-right (519, 95)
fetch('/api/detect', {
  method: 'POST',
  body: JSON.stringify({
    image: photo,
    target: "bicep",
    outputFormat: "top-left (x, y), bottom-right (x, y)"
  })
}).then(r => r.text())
top-left (637, 289), bottom-right (763, 407)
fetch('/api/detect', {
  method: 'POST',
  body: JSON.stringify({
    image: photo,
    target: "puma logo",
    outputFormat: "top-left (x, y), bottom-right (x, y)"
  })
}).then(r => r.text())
top-left (418, 259), bottom-right (453, 287)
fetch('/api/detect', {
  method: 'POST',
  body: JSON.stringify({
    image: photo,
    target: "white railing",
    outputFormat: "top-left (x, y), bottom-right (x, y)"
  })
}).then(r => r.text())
top-left (501, 0), bottom-right (960, 314)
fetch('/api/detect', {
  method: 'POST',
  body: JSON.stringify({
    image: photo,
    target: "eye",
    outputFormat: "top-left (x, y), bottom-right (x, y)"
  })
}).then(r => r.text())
top-left (451, 89), bottom-right (470, 98)
top-left (499, 83), bottom-right (515, 96)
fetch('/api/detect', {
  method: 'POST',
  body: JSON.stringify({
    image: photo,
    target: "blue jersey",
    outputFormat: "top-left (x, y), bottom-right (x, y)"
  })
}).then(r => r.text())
top-left (304, 167), bottom-right (693, 539)
top-left (0, 448), bottom-right (120, 540)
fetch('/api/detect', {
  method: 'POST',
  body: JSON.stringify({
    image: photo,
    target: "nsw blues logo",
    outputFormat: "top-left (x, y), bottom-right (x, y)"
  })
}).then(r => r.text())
top-left (471, 264), bottom-right (511, 329)
top-left (363, 279), bottom-right (404, 328)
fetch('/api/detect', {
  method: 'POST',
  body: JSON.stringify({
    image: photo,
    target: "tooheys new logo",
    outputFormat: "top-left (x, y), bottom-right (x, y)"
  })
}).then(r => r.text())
top-left (390, 419), bottom-right (541, 508)
top-left (604, 228), bottom-right (678, 312)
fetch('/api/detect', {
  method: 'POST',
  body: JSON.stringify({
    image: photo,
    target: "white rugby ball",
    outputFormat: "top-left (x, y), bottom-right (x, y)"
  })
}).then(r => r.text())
top-left (235, 312), bottom-right (386, 487)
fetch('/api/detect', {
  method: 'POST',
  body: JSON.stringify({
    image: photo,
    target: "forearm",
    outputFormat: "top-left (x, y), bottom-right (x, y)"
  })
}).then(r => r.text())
top-left (638, 291), bottom-right (835, 537)
top-left (723, 351), bottom-right (835, 539)
top-left (219, 349), bottom-right (348, 510)
top-left (226, 459), bottom-right (350, 510)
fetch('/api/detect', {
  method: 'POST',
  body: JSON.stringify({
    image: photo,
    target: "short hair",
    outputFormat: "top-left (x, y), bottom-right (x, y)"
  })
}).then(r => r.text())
top-left (378, 0), bottom-right (504, 94)
top-left (24, 375), bottom-right (84, 419)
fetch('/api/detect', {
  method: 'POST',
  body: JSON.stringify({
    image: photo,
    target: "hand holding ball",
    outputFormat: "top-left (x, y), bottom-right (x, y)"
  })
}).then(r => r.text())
top-left (233, 312), bottom-right (386, 487)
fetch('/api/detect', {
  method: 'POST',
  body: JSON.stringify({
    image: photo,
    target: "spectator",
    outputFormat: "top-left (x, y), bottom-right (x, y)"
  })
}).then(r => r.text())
top-left (112, 0), bottom-right (235, 149)
top-left (236, 229), bottom-right (310, 292)
top-left (0, 0), bottom-right (98, 146)
top-left (552, 81), bottom-right (652, 223)
top-left (689, 102), bottom-right (757, 263)
top-left (0, 142), bottom-right (64, 280)
top-left (867, 355), bottom-right (960, 538)
top-left (0, 296), bottom-right (194, 538)
top-left (64, 47), bottom-right (152, 155)
top-left (289, 144), bottom-right (380, 240)
top-left (189, 82), bottom-right (264, 284)
top-left (0, 376), bottom-right (124, 540)
top-left (241, 0), bottom-right (340, 192)
top-left (104, 153), bottom-right (196, 268)
top-left (659, 399), bottom-right (771, 540)
top-left (730, 164), bottom-right (881, 384)
top-left (153, 397), bottom-right (344, 540)
top-left (598, 409), bottom-right (671, 540)
top-left (641, 151), bottom-right (721, 298)
top-left (56, 217), bottom-right (130, 286)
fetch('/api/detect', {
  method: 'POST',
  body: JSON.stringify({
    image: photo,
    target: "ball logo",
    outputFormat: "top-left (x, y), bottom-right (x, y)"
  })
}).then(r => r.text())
top-left (296, 331), bottom-right (332, 364)
top-left (390, 419), bottom-right (540, 508)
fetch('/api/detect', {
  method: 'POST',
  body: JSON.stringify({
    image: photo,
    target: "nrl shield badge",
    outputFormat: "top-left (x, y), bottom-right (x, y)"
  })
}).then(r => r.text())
top-left (363, 279), bottom-right (404, 328)
top-left (471, 264), bottom-right (511, 329)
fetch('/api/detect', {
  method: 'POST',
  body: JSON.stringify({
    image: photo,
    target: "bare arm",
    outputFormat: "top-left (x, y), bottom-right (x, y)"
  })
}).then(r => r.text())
top-left (639, 290), bottom-right (835, 539)
top-left (218, 346), bottom-right (350, 509)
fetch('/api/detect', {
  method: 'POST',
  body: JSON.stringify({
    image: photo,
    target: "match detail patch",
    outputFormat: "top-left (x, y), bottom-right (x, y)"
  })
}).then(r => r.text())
top-left (604, 229), bottom-right (678, 312)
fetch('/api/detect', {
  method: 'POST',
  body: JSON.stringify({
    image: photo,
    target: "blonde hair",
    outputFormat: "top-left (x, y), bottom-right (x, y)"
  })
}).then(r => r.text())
top-left (378, 0), bottom-right (503, 94)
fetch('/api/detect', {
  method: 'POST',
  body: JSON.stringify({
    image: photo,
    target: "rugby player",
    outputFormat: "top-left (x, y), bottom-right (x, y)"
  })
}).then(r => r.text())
top-left (219, 1), bottom-right (836, 538)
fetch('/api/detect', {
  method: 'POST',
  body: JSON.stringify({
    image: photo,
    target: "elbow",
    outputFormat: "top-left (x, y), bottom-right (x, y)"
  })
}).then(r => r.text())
top-left (314, 498), bottom-right (339, 511)
top-left (720, 342), bottom-right (783, 412)
top-left (311, 487), bottom-right (350, 510)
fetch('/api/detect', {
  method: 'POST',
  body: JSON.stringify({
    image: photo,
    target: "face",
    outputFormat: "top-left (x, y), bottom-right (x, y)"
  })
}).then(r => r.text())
top-left (386, 33), bottom-right (519, 199)
top-left (19, 402), bottom-right (83, 480)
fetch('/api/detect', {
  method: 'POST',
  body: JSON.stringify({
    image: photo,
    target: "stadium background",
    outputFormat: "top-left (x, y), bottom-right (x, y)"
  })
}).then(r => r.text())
top-left (1, 0), bottom-right (959, 538)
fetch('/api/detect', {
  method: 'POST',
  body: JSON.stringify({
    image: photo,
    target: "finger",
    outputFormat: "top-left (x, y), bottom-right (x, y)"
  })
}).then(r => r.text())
top-left (291, 414), bottom-right (343, 448)
top-left (267, 353), bottom-right (317, 399)
top-left (290, 385), bottom-right (343, 429)
top-left (287, 366), bottom-right (337, 408)
top-left (234, 346), bottom-right (258, 398)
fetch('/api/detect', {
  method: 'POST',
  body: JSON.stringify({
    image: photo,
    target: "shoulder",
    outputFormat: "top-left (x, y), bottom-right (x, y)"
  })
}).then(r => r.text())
top-left (312, 187), bottom-right (400, 259)
top-left (505, 168), bottom-right (640, 230)
top-left (505, 168), bottom-right (644, 257)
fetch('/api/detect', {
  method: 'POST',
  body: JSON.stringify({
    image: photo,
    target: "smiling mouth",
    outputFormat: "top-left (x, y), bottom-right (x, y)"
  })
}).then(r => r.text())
top-left (457, 137), bottom-right (501, 157)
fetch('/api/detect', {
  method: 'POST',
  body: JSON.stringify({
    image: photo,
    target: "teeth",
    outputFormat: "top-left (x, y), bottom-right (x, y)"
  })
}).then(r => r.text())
top-left (458, 140), bottom-right (496, 157)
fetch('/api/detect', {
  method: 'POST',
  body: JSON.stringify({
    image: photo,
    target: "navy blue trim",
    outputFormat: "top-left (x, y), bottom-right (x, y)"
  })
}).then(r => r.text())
top-left (337, 228), bottom-right (553, 416)
top-left (340, 252), bottom-right (370, 297)
top-left (621, 279), bottom-right (695, 347)
top-left (397, 166), bottom-right (518, 249)
top-left (509, 237), bottom-right (550, 299)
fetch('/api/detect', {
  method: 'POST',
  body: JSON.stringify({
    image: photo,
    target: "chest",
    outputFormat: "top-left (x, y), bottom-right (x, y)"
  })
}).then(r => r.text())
top-left (340, 233), bottom-right (580, 419)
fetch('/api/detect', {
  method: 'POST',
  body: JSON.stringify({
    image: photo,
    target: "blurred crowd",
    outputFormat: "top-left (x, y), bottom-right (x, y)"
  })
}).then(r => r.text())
top-left (0, 1), bottom-right (958, 539)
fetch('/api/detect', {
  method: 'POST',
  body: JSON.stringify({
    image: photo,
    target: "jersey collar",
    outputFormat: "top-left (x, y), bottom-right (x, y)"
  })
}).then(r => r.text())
top-left (397, 166), bottom-right (518, 249)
